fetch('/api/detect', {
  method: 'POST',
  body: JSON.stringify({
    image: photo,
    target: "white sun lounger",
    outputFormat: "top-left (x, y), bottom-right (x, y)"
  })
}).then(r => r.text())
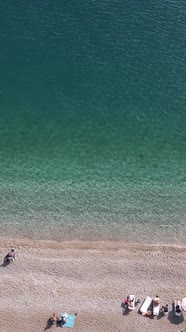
top-left (140, 296), bottom-right (152, 316)
top-left (128, 295), bottom-right (135, 310)
top-left (153, 302), bottom-right (160, 316)
top-left (181, 298), bottom-right (186, 311)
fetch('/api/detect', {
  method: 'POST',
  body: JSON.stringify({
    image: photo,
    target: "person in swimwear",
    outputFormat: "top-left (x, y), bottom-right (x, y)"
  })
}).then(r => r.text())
top-left (4, 248), bottom-right (16, 264)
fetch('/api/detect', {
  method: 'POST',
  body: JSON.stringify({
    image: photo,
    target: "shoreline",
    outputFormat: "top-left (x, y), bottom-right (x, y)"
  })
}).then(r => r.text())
top-left (1, 236), bottom-right (186, 251)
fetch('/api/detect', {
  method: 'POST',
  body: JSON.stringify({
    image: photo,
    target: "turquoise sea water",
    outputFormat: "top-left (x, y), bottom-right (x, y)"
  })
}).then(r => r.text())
top-left (0, 0), bottom-right (185, 244)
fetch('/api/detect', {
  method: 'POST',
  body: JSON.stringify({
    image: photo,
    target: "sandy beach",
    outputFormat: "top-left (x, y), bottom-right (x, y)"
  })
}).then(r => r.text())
top-left (0, 238), bottom-right (186, 332)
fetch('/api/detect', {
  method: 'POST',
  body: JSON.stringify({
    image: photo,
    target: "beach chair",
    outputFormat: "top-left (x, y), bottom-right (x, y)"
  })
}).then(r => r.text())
top-left (181, 298), bottom-right (186, 312)
top-left (174, 300), bottom-right (182, 317)
top-left (153, 302), bottom-right (160, 316)
top-left (128, 295), bottom-right (135, 310)
top-left (140, 296), bottom-right (152, 316)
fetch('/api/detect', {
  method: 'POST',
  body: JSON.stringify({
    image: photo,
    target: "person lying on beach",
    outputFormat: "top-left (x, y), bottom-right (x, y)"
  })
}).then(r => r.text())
top-left (123, 295), bottom-right (135, 309)
top-left (4, 248), bottom-right (16, 264)
top-left (153, 295), bottom-right (160, 306)
top-left (128, 295), bottom-right (134, 304)
top-left (50, 313), bottom-right (59, 324)
top-left (57, 313), bottom-right (68, 327)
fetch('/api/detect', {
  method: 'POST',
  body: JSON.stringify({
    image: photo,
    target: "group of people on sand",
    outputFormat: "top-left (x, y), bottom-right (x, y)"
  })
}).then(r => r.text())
top-left (3, 249), bottom-right (77, 330)
top-left (50, 312), bottom-right (68, 327)
top-left (153, 295), bottom-right (168, 315)
top-left (123, 294), bottom-right (170, 316)
top-left (152, 295), bottom-right (183, 316)
top-left (123, 294), bottom-right (137, 310)
top-left (2, 249), bottom-right (184, 327)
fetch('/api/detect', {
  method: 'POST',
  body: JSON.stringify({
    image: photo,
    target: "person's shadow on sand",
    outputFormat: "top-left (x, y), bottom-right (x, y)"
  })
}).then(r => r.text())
top-left (157, 309), bottom-right (165, 320)
top-left (44, 318), bottom-right (54, 331)
top-left (167, 303), bottom-right (184, 325)
top-left (121, 302), bottom-right (130, 315)
top-left (0, 261), bottom-right (10, 267)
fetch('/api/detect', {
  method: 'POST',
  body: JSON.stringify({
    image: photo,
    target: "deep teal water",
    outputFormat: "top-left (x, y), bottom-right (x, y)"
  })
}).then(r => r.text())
top-left (0, 0), bottom-right (186, 244)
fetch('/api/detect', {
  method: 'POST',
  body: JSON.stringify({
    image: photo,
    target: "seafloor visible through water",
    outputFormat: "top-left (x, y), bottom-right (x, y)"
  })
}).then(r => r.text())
top-left (0, 0), bottom-right (185, 245)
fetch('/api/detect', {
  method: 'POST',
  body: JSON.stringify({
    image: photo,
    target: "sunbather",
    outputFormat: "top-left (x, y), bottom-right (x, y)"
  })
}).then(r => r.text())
top-left (128, 295), bottom-right (135, 308)
top-left (128, 295), bottom-right (134, 303)
top-left (162, 304), bottom-right (168, 315)
top-left (153, 295), bottom-right (160, 306)
top-left (50, 313), bottom-right (59, 323)
top-left (123, 298), bottom-right (128, 306)
top-left (59, 313), bottom-right (68, 325)
top-left (49, 312), bottom-right (69, 327)
top-left (176, 305), bottom-right (181, 314)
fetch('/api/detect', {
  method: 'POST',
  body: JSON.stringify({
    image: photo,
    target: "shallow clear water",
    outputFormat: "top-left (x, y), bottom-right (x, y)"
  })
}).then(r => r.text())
top-left (0, 0), bottom-right (186, 244)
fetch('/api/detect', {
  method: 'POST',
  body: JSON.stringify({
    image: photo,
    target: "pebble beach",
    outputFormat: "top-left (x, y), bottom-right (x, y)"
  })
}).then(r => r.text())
top-left (1, 238), bottom-right (186, 332)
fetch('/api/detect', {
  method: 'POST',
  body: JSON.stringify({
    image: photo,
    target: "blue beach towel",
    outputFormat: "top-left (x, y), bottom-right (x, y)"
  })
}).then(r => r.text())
top-left (63, 314), bottom-right (75, 328)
